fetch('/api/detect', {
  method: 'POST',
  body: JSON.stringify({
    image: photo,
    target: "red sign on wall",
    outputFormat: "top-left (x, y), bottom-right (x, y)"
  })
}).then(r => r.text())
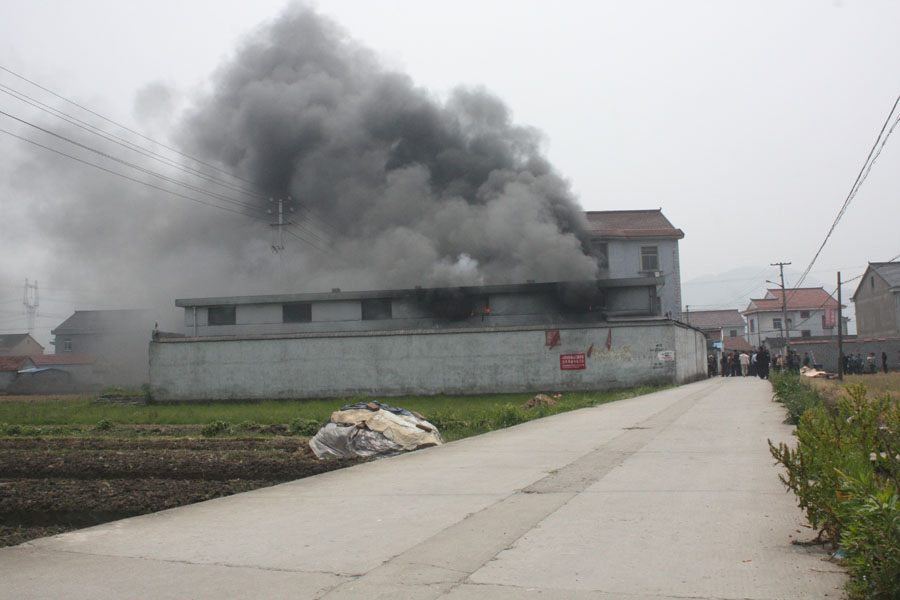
top-left (560, 353), bottom-right (586, 370)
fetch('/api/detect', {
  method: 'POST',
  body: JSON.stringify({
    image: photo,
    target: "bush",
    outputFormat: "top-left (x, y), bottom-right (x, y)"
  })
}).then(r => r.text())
top-left (95, 419), bottom-right (113, 431)
top-left (201, 420), bottom-right (229, 437)
top-left (770, 379), bottom-right (900, 599)
top-left (770, 371), bottom-right (823, 424)
top-left (289, 418), bottom-right (321, 437)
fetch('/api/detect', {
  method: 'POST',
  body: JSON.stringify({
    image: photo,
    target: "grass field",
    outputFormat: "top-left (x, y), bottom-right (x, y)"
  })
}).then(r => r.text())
top-left (804, 371), bottom-right (900, 406)
top-left (0, 386), bottom-right (668, 442)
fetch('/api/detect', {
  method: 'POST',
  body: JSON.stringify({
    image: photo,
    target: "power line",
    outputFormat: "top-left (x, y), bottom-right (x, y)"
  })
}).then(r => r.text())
top-left (794, 91), bottom-right (900, 290)
top-left (0, 64), bottom-right (259, 188)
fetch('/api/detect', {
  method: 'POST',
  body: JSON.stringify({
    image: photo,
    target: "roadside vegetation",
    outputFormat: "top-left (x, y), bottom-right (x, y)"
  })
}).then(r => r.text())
top-left (768, 372), bottom-right (900, 599)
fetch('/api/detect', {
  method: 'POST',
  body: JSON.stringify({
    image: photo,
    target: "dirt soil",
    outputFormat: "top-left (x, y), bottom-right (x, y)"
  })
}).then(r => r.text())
top-left (0, 436), bottom-right (364, 547)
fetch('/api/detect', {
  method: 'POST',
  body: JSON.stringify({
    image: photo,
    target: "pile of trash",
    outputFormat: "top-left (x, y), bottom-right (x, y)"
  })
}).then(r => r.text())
top-left (309, 401), bottom-right (443, 459)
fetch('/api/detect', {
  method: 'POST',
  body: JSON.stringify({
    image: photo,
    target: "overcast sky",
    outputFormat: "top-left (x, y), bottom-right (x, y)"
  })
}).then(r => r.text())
top-left (2, 0), bottom-right (899, 344)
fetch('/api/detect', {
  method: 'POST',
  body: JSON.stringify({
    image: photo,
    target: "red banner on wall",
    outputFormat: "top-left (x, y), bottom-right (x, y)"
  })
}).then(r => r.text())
top-left (560, 353), bottom-right (586, 370)
top-left (824, 308), bottom-right (836, 328)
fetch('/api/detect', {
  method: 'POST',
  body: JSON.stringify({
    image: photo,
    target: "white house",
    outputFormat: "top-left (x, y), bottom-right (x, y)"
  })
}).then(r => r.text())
top-left (741, 287), bottom-right (844, 348)
top-left (583, 209), bottom-right (684, 320)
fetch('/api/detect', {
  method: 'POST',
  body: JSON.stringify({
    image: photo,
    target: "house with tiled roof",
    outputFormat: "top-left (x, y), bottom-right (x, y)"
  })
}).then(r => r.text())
top-left (0, 333), bottom-right (43, 356)
top-left (851, 261), bottom-right (900, 339)
top-left (741, 288), bottom-right (844, 347)
top-left (684, 308), bottom-right (746, 348)
top-left (583, 209), bottom-right (684, 320)
top-left (0, 355), bottom-right (29, 391)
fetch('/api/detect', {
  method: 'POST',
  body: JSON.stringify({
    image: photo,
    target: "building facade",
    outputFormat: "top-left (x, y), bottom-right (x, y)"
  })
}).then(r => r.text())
top-left (0, 334), bottom-right (43, 356)
top-left (152, 280), bottom-right (707, 401)
top-left (852, 262), bottom-right (900, 339)
top-left (742, 288), bottom-right (844, 348)
top-left (52, 309), bottom-right (157, 386)
top-left (584, 209), bottom-right (684, 321)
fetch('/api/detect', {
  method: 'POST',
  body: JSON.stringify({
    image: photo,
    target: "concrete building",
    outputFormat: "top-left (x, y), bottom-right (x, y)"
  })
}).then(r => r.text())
top-left (584, 209), bottom-right (684, 320)
top-left (151, 280), bottom-right (707, 401)
top-left (852, 262), bottom-right (900, 339)
top-left (0, 333), bottom-right (43, 356)
top-left (741, 288), bottom-right (844, 348)
top-left (684, 309), bottom-right (746, 341)
top-left (52, 309), bottom-right (156, 386)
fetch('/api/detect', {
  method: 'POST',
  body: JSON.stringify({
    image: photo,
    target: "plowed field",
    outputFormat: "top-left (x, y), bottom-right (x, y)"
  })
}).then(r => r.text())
top-left (0, 436), bottom-right (363, 547)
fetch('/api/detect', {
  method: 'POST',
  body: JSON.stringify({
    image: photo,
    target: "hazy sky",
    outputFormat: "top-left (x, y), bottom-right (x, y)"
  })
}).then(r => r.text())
top-left (2, 0), bottom-right (899, 344)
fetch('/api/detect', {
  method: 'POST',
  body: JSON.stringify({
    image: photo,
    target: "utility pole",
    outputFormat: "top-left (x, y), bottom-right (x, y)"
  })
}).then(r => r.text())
top-left (837, 271), bottom-right (843, 380)
top-left (268, 197), bottom-right (294, 291)
top-left (771, 262), bottom-right (791, 357)
top-left (22, 279), bottom-right (38, 335)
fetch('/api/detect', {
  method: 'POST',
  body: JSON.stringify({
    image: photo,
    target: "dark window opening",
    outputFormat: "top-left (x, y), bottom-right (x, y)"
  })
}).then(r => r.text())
top-left (283, 303), bottom-right (312, 323)
top-left (800, 310), bottom-right (810, 318)
top-left (749, 319), bottom-right (755, 333)
top-left (362, 298), bottom-right (392, 320)
top-left (640, 246), bottom-right (659, 272)
top-left (208, 306), bottom-right (236, 326)
top-left (63, 338), bottom-right (72, 352)
top-left (590, 240), bottom-right (609, 270)
top-left (801, 330), bottom-right (811, 338)
top-left (773, 318), bottom-right (782, 330)
top-left (729, 329), bottom-right (737, 337)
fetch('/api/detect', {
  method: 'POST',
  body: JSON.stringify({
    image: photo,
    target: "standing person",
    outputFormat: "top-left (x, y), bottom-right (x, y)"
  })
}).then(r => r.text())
top-left (720, 353), bottom-right (728, 377)
top-left (739, 351), bottom-right (750, 376)
top-left (757, 347), bottom-right (770, 379)
top-left (883, 351), bottom-right (888, 374)
top-left (802, 352), bottom-right (811, 368)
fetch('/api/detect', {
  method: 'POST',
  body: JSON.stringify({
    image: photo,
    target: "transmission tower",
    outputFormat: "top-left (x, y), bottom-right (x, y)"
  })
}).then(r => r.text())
top-left (23, 278), bottom-right (39, 335)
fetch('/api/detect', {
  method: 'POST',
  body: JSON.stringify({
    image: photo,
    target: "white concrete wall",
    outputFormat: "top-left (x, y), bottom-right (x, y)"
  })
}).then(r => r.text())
top-left (149, 321), bottom-right (707, 401)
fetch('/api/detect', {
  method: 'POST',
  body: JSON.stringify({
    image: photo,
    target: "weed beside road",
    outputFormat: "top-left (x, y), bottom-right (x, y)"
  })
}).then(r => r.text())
top-left (769, 373), bottom-right (900, 599)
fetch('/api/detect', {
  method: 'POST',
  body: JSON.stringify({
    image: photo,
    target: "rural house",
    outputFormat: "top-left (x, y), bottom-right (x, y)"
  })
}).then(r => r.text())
top-left (741, 288), bottom-right (845, 348)
top-left (583, 209), bottom-right (684, 321)
top-left (0, 333), bottom-right (43, 356)
top-left (851, 261), bottom-right (900, 339)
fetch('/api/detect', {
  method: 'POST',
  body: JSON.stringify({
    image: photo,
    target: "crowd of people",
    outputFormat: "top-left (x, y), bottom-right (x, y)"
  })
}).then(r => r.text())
top-left (708, 348), bottom-right (898, 378)
top-left (708, 347), bottom-right (772, 379)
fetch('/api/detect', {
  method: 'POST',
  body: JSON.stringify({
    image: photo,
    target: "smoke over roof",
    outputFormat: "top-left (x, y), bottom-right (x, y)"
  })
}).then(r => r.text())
top-left (7, 5), bottom-right (598, 333)
top-left (180, 5), bottom-right (598, 288)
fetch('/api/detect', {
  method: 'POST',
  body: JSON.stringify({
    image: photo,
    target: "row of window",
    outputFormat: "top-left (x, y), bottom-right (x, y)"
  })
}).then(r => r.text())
top-left (207, 299), bottom-right (395, 326)
top-left (587, 242), bottom-right (660, 273)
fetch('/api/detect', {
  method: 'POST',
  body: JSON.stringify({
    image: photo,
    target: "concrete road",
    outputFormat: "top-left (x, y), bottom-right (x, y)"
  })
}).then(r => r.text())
top-left (0, 378), bottom-right (846, 599)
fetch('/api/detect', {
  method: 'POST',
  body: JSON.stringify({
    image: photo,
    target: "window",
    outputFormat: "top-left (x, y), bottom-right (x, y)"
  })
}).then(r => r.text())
top-left (773, 318), bottom-right (782, 330)
top-left (749, 319), bottom-right (755, 333)
top-left (800, 310), bottom-right (810, 319)
top-left (871, 276), bottom-right (875, 289)
top-left (590, 240), bottom-right (609, 270)
top-left (362, 298), bottom-right (392, 320)
top-left (801, 330), bottom-right (811, 338)
top-left (63, 338), bottom-right (72, 352)
top-left (640, 246), bottom-right (659, 272)
top-left (729, 329), bottom-right (737, 337)
top-left (282, 303), bottom-right (311, 323)
top-left (208, 306), bottom-right (236, 326)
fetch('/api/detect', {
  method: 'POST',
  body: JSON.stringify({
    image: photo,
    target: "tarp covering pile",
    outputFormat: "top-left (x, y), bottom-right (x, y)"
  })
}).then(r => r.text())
top-left (309, 401), bottom-right (443, 459)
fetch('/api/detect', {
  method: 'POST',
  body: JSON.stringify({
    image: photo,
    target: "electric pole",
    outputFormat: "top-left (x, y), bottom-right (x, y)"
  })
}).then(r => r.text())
top-left (837, 271), bottom-right (843, 380)
top-left (771, 262), bottom-right (791, 357)
top-left (268, 197), bottom-right (294, 291)
top-left (23, 279), bottom-right (39, 335)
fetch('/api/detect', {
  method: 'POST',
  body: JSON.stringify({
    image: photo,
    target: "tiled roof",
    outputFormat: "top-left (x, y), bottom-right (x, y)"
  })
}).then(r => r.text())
top-left (584, 209), bottom-right (684, 240)
top-left (685, 309), bottom-right (745, 329)
top-left (30, 354), bottom-right (100, 366)
top-left (0, 356), bottom-right (29, 372)
top-left (743, 288), bottom-right (839, 314)
top-left (52, 309), bottom-right (153, 335)
top-left (722, 336), bottom-right (756, 352)
top-left (0, 333), bottom-right (42, 351)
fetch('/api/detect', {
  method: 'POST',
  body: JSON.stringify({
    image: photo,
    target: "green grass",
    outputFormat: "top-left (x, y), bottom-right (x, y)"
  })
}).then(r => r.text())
top-left (0, 385), bottom-right (667, 441)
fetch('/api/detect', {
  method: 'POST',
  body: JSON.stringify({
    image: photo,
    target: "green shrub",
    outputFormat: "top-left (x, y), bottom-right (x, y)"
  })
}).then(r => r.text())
top-left (201, 420), bottom-right (229, 437)
top-left (289, 418), bottom-right (321, 437)
top-left (771, 371), bottom-right (823, 424)
top-left (95, 419), bottom-right (113, 431)
top-left (770, 381), bottom-right (900, 598)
